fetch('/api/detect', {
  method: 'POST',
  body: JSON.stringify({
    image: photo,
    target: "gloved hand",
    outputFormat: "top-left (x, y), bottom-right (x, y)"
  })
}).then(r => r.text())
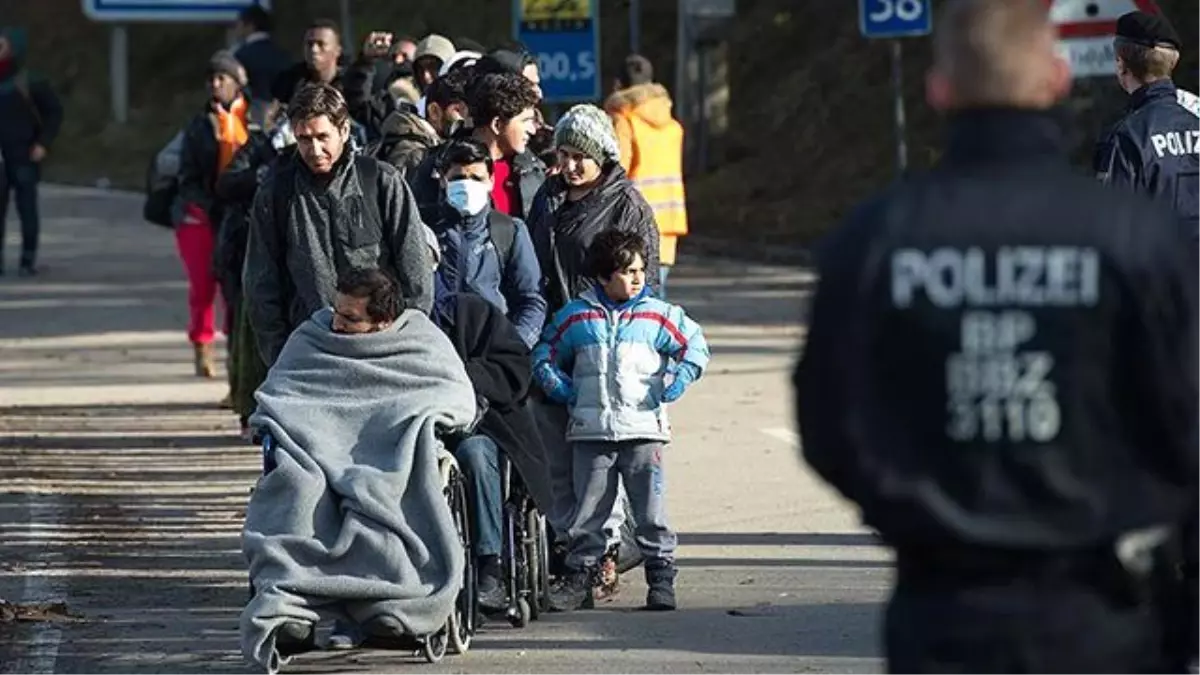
top-left (660, 363), bottom-right (700, 404)
top-left (535, 362), bottom-right (576, 405)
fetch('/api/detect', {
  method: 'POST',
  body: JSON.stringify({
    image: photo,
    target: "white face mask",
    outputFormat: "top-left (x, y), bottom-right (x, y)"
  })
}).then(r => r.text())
top-left (445, 179), bottom-right (491, 216)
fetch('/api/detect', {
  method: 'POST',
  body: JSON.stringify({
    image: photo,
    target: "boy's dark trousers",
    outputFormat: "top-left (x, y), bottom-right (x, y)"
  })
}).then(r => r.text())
top-left (0, 159), bottom-right (40, 271)
top-left (564, 439), bottom-right (676, 570)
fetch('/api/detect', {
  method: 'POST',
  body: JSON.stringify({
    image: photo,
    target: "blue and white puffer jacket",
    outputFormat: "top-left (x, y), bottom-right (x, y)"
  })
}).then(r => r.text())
top-left (532, 285), bottom-right (710, 443)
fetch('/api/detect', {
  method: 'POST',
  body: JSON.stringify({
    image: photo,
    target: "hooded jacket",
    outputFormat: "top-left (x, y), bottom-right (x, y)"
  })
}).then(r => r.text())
top-left (430, 204), bottom-right (546, 348)
top-left (0, 27), bottom-right (63, 164)
top-left (532, 285), bottom-right (709, 443)
top-left (373, 108), bottom-right (441, 179)
top-left (525, 163), bottom-right (660, 316)
top-left (605, 83), bottom-right (688, 263)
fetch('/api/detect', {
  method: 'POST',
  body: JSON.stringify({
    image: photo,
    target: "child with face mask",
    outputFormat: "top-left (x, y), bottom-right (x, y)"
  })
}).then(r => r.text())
top-left (428, 137), bottom-right (546, 348)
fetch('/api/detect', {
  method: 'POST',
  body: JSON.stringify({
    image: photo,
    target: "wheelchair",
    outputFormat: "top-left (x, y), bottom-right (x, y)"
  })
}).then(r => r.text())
top-left (253, 432), bottom-right (478, 667)
top-left (498, 452), bottom-right (552, 627)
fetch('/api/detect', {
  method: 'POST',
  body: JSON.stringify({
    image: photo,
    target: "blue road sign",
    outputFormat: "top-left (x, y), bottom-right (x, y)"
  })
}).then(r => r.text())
top-left (859, 0), bottom-right (932, 38)
top-left (513, 0), bottom-right (600, 103)
top-left (82, 0), bottom-right (270, 23)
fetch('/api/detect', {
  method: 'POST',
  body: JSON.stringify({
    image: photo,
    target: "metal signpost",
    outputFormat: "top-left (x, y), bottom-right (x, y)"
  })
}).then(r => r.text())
top-left (858, 0), bottom-right (932, 174)
top-left (513, 0), bottom-right (601, 104)
top-left (81, 0), bottom-right (271, 123)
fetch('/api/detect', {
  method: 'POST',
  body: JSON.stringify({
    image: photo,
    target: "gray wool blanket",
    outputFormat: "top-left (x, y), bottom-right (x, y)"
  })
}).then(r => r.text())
top-left (241, 307), bottom-right (476, 670)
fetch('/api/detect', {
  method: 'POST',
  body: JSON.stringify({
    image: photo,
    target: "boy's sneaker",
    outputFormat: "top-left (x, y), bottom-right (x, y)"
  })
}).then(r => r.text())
top-left (548, 567), bottom-right (595, 612)
top-left (643, 559), bottom-right (677, 611)
top-left (593, 543), bottom-right (620, 601)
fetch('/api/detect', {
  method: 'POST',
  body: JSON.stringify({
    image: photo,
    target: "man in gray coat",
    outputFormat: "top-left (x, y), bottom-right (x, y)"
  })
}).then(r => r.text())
top-left (244, 82), bottom-right (433, 365)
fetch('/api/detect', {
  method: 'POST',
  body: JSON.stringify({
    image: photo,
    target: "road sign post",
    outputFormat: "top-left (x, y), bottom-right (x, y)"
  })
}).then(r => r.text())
top-left (513, 0), bottom-right (600, 104)
top-left (859, 0), bottom-right (932, 175)
top-left (82, 1), bottom-right (271, 123)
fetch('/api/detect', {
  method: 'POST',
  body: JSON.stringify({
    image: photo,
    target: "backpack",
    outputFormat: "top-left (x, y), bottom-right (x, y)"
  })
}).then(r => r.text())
top-left (486, 210), bottom-right (518, 274)
top-left (143, 128), bottom-right (186, 228)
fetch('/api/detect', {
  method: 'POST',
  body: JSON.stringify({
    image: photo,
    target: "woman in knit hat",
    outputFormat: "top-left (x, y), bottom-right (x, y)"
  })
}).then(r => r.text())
top-left (525, 102), bottom-right (660, 602)
top-left (175, 50), bottom-right (250, 382)
top-left (527, 103), bottom-right (659, 311)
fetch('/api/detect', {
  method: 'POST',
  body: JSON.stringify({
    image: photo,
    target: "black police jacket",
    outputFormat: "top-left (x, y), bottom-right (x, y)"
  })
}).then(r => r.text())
top-left (795, 109), bottom-right (1197, 552)
top-left (1094, 80), bottom-right (1200, 237)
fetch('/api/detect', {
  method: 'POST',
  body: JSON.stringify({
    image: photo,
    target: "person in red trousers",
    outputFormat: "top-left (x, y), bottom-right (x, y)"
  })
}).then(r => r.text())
top-left (176, 51), bottom-right (250, 378)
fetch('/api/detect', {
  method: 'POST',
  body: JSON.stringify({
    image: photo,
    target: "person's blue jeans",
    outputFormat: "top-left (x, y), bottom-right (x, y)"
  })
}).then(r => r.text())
top-left (454, 434), bottom-right (502, 558)
top-left (0, 161), bottom-right (41, 269)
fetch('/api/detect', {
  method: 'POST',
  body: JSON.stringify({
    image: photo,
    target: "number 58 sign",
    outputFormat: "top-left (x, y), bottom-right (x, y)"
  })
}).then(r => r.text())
top-left (859, 0), bottom-right (932, 38)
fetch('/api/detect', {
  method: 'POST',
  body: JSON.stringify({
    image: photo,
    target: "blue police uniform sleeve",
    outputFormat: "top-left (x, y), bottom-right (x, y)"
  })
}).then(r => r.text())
top-left (1095, 129), bottom-right (1142, 190)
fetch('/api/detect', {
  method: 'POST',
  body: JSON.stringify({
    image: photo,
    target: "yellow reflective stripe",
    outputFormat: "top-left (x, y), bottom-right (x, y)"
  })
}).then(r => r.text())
top-left (646, 200), bottom-right (688, 212)
top-left (633, 175), bottom-right (684, 188)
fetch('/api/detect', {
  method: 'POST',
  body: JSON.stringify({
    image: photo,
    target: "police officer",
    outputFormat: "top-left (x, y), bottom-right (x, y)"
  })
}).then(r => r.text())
top-left (1094, 11), bottom-right (1199, 238)
top-left (793, 0), bottom-right (1197, 671)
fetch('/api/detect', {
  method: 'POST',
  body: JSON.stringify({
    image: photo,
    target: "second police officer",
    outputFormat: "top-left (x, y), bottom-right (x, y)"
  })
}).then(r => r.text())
top-left (1094, 11), bottom-right (1199, 241)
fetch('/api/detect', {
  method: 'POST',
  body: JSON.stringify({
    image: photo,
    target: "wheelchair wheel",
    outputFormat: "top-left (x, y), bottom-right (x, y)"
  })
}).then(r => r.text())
top-left (446, 467), bottom-right (476, 655)
top-left (422, 629), bottom-right (448, 663)
top-left (525, 508), bottom-right (551, 617)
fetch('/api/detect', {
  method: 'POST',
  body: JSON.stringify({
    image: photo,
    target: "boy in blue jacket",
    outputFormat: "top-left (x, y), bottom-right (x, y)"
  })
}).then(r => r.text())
top-left (532, 229), bottom-right (709, 612)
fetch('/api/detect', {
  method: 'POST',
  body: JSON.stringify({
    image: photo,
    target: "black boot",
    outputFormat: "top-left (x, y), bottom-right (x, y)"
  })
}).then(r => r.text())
top-left (548, 566), bottom-right (595, 612)
top-left (477, 554), bottom-right (507, 612)
top-left (644, 559), bottom-right (677, 611)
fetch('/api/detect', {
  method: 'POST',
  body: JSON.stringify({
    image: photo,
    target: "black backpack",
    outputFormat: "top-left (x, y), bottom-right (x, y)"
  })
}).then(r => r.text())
top-left (486, 210), bottom-right (519, 274)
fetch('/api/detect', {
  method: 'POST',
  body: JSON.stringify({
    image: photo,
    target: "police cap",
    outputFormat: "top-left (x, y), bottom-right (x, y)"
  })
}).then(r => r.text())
top-left (1115, 11), bottom-right (1182, 50)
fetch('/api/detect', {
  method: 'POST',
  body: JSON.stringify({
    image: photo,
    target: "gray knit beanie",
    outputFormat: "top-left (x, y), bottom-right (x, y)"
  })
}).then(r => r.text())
top-left (208, 50), bottom-right (247, 88)
top-left (553, 104), bottom-right (620, 165)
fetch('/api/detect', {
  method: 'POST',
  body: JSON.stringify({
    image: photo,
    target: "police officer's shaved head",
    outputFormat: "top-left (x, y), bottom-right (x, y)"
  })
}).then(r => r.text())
top-left (927, 0), bottom-right (1071, 111)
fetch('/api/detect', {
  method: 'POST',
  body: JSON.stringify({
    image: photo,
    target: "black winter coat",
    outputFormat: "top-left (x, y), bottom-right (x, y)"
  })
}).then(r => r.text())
top-left (214, 129), bottom-right (279, 300)
top-left (434, 289), bottom-right (552, 513)
top-left (526, 163), bottom-right (660, 315)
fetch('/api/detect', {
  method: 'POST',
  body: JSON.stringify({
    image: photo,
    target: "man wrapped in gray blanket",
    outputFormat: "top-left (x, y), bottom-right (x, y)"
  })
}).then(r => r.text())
top-left (241, 267), bottom-right (476, 672)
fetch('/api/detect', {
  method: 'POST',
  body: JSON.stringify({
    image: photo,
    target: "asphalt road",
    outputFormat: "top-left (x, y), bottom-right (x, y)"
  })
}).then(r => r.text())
top-left (0, 184), bottom-right (889, 674)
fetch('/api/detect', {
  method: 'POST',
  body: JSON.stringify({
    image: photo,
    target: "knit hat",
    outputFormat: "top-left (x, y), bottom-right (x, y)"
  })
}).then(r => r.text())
top-left (414, 34), bottom-right (456, 66)
top-left (208, 50), bottom-right (247, 87)
top-left (1115, 11), bottom-right (1182, 50)
top-left (553, 104), bottom-right (620, 165)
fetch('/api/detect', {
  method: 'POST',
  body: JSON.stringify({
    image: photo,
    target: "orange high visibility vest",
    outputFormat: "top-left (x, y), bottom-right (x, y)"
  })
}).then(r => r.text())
top-left (625, 114), bottom-right (689, 240)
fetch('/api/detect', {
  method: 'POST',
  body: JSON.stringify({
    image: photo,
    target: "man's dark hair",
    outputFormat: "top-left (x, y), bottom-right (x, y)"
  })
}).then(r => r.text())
top-left (238, 6), bottom-right (272, 32)
top-left (587, 230), bottom-right (647, 279)
top-left (426, 64), bottom-right (474, 109)
top-left (307, 18), bottom-right (341, 39)
top-left (618, 54), bottom-right (654, 88)
top-left (287, 82), bottom-right (350, 128)
top-left (337, 268), bottom-right (402, 323)
top-left (477, 48), bottom-right (537, 76)
top-left (438, 138), bottom-right (494, 176)
top-left (529, 124), bottom-right (556, 166)
top-left (467, 72), bottom-right (539, 127)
